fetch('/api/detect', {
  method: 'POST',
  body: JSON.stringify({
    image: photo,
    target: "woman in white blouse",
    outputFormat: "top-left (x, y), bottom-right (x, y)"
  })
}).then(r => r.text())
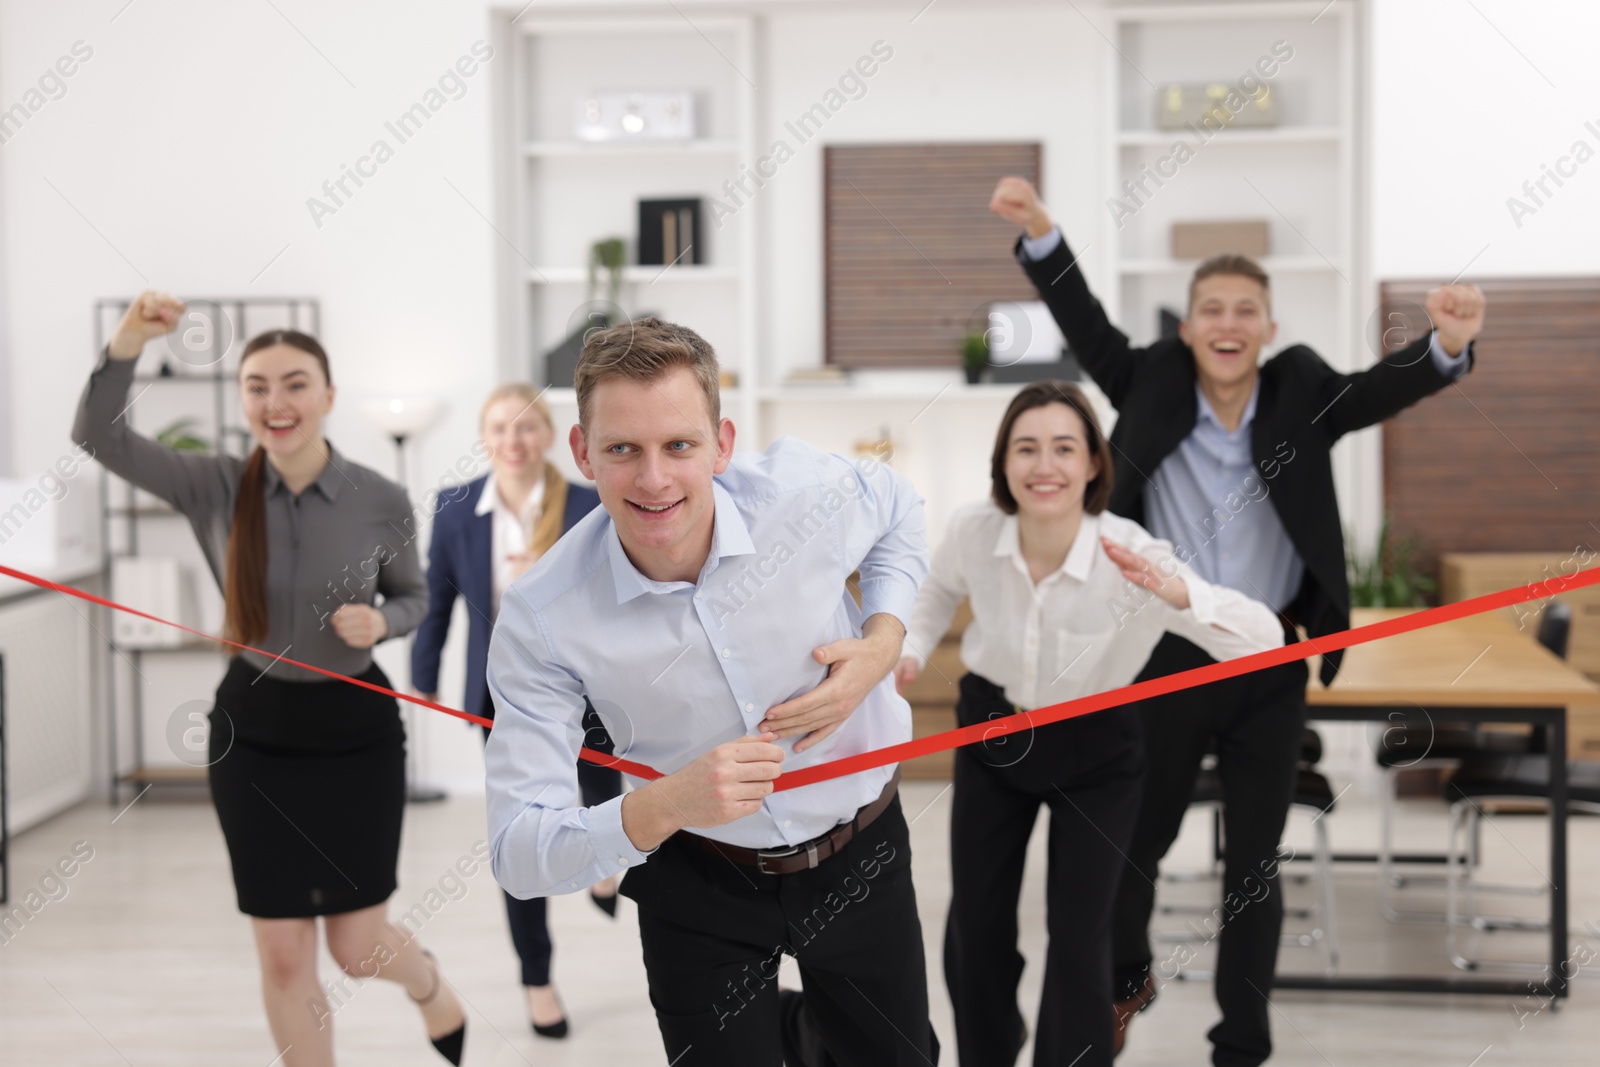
top-left (896, 381), bottom-right (1283, 1067)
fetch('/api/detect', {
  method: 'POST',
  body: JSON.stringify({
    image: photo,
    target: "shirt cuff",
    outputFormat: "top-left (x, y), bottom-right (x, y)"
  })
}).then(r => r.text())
top-left (857, 576), bottom-right (918, 635)
top-left (1428, 330), bottom-right (1472, 377)
top-left (1019, 226), bottom-right (1064, 262)
top-left (585, 792), bottom-right (655, 880)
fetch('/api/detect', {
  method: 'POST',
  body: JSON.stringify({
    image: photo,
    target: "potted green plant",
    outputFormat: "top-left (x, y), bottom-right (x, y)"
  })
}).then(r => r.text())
top-left (588, 237), bottom-right (626, 311)
top-left (961, 332), bottom-right (988, 385)
top-left (155, 417), bottom-right (210, 453)
top-left (1347, 510), bottom-right (1437, 607)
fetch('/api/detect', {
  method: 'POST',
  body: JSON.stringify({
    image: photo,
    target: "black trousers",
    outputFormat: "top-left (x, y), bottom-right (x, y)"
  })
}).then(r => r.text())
top-left (481, 692), bottom-right (622, 987)
top-left (618, 792), bottom-right (938, 1067)
top-left (944, 672), bottom-right (1145, 1067)
top-left (1110, 632), bottom-right (1308, 1067)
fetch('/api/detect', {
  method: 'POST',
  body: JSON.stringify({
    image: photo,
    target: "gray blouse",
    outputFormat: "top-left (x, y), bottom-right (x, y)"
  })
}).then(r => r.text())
top-left (72, 350), bottom-right (428, 683)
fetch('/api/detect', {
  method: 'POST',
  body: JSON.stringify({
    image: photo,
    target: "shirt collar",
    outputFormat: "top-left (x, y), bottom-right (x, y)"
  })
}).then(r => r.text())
top-left (475, 472), bottom-right (544, 519)
top-left (261, 441), bottom-right (346, 502)
top-left (1194, 379), bottom-right (1260, 436)
top-left (606, 480), bottom-right (755, 604)
top-left (992, 510), bottom-right (1101, 582)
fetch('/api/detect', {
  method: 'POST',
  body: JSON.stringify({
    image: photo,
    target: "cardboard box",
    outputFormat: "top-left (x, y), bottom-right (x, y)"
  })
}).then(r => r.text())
top-left (1171, 220), bottom-right (1270, 260)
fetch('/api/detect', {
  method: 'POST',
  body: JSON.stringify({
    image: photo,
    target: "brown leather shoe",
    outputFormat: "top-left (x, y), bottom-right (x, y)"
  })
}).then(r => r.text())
top-left (1111, 973), bottom-right (1157, 1058)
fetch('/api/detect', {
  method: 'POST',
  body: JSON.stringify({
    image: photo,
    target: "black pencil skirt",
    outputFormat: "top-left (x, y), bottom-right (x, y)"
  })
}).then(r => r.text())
top-left (206, 655), bottom-right (406, 919)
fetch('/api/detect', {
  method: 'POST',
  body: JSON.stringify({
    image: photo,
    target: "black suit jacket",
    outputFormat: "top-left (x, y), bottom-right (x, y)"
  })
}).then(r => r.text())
top-left (1018, 235), bottom-right (1473, 685)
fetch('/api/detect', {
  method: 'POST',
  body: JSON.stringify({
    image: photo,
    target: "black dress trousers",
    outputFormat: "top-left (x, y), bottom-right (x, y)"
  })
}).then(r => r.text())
top-left (1110, 632), bottom-right (1308, 1067)
top-left (943, 671), bottom-right (1145, 1067)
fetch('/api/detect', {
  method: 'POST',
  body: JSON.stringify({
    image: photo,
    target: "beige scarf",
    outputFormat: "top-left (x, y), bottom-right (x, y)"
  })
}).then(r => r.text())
top-left (526, 462), bottom-right (569, 559)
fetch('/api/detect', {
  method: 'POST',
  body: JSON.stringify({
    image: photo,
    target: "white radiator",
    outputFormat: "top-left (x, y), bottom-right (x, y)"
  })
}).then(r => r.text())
top-left (0, 590), bottom-right (94, 833)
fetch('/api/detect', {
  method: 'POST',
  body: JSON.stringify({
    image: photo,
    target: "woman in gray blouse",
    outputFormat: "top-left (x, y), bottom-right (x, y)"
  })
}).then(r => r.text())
top-left (73, 291), bottom-right (466, 1067)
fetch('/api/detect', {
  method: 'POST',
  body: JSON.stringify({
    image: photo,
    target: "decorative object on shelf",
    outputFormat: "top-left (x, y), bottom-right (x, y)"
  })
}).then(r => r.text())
top-left (588, 237), bottom-right (627, 308)
top-left (154, 417), bottom-right (210, 453)
top-left (1347, 511), bottom-right (1438, 608)
top-left (981, 299), bottom-right (1079, 383)
top-left (1171, 219), bottom-right (1270, 260)
top-left (961, 332), bottom-right (987, 385)
top-left (1159, 306), bottom-right (1183, 340)
top-left (1156, 81), bottom-right (1280, 131)
top-left (784, 366), bottom-right (849, 386)
top-left (717, 369), bottom-right (738, 389)
top-left (638, 198), bottom-right (701, 266)
top-left (574, 90), bottom-right (696, 142)
top-left (110, 557), bottom-right (199, 650)
top-left (854, 426), bottom-right (894, 465)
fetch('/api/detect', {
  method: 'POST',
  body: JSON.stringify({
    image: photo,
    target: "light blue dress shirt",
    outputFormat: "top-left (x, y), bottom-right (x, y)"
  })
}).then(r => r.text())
top-left (1144, 383), bottom-right (1305, 610)
top-left (1019, 225), bottom-right (1471, 610)
top-left (483, 436), bottom-right (928, 898)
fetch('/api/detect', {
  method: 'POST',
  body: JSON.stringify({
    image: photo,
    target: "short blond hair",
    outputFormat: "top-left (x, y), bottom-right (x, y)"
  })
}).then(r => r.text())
top-left (1188, 253), bottom-right (1272, 316)
top-left (574, 317), bottom-right (720, 431)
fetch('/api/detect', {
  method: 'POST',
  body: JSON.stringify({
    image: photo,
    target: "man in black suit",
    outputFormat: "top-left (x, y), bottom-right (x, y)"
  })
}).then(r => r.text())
top-left (989, 176), bottom-right (1485, 1066)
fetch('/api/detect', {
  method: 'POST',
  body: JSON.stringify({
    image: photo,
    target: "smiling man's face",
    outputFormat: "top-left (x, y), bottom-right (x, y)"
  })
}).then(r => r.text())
top-left (570, 365), bottom-right (736, 584)
top-left (1180, 273), bottom-right (1278, 390)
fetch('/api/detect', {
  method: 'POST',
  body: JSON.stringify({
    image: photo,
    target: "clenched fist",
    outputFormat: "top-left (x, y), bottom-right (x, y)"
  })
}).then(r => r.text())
top-left (108, 291), bottom-right (186, 360)
top-left (330, 603), bottom-right (390, 649)
top-left (622, 733), bottom-right (784, 851)
top-left (989, 176), bottom-right (1055, 239)
top-left (1425, 283), bottom-right (1487, 357)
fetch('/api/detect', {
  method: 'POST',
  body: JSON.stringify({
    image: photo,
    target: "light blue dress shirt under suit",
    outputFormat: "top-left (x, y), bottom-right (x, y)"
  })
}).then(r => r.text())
top-left (484, 436), bottom-right (928, 899)
top-left (1020, 226), bottom-right (1471, 612)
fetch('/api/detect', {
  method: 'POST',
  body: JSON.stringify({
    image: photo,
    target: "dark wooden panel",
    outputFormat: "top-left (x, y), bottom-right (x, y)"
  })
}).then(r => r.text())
top-left (824, 143), bottom-right (1042, 369)
top-left (1379, 278), bottom-right (1600, 581)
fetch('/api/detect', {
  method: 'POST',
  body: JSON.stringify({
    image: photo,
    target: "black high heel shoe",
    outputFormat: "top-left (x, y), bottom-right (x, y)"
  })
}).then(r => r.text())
top-left (411, 949), bottom-right (466, 1065)
top-left (528, 986), bottom-right (569, 1039)
top-left (588, 887), bottom-right (618, 918)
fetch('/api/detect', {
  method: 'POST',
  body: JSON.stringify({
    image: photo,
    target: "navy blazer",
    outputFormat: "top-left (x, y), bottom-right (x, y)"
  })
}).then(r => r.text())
top-left (410, 473), bottom-right (601, 719)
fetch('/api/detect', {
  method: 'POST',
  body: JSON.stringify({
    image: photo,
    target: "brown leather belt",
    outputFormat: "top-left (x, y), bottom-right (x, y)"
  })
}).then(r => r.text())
top-left (677, 768), bottom-right (901, 875)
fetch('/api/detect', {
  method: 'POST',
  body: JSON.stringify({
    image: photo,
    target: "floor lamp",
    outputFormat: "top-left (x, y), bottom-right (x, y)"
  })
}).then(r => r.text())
top-left (360, 397), bottom-right (446, 804)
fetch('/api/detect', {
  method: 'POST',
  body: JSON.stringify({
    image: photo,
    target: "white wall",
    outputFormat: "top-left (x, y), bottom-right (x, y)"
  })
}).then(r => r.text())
top-left (0, 0), bottom-right (506, 788)
top-left (1368, 0), bottom-right (1600, 279)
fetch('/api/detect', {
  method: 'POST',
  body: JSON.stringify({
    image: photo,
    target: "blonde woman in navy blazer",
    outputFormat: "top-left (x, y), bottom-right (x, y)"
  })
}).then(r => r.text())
top-left (411, 384), bottom-right (621, 1039)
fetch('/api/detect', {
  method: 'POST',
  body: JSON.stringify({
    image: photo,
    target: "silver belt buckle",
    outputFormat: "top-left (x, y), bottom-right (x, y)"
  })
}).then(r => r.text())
top-left (755, 839), bottom-right (822, 874)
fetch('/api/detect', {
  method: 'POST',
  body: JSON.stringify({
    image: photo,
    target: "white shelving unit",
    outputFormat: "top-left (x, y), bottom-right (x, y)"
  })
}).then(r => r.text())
top-left (1102, 0), bottom-right (1360, 368)
top-left (501, 14), bottom-right (759, 437)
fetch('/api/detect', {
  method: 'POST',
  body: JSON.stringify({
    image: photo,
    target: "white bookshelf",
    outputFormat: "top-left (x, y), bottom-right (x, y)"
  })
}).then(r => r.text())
top-left (1102, 0), bottom-right (1359, 364)
top-left (499, 14), bottom-right (759, 437)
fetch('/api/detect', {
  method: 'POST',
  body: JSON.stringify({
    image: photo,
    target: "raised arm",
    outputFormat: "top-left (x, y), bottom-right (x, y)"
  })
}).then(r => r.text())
top-left (71, 291), bottom-right (236, 515)
top-left (1310, 284), bottom-right (1485, 443)
top-left (990, 177), bottom-right (1152, 409)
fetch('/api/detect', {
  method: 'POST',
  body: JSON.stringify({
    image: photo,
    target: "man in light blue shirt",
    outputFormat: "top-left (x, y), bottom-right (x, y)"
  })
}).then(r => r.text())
top-left (483, 317), bottom-right (938, 1065)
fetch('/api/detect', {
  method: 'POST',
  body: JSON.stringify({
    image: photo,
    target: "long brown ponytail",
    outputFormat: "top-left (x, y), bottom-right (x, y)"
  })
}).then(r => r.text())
top-left (224, 330), bottom-right (331, 647)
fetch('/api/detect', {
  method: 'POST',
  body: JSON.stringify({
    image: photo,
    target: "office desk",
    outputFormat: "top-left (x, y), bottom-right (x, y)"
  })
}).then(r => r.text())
top-left (1278, 609), bottom-right (1600, 999)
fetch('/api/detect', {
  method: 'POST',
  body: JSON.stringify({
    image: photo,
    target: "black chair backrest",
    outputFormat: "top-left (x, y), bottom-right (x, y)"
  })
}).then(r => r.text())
top-left (1529, 601), bottom-right (1573, 755)
top-left (1537, 600), bottom-right (1572, 660)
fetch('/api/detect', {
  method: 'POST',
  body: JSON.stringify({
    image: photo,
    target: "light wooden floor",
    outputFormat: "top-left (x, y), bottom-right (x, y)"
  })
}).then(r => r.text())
top-left (2, 782), bottom-right (1597, 1066)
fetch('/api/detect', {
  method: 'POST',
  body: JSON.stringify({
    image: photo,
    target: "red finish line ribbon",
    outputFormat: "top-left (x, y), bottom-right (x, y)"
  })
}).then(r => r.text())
top-left (0, 561), bottom-right (661, 782)
top-left (5, 560), bottom-right (1597, 791)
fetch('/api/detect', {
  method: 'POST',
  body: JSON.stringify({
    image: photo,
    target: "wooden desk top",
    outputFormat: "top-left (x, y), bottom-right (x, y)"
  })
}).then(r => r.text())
top-left (1305, 608), bottom-right (1600, 709)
